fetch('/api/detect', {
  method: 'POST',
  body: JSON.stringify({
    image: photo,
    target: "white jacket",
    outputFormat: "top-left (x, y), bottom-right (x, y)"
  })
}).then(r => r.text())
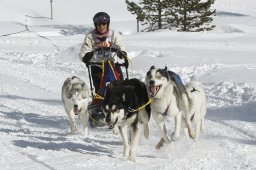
top-left (79, 29), bottom-right (125, 64)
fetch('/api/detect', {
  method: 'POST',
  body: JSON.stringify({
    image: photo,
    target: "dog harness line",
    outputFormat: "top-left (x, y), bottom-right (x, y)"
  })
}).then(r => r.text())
top-left (128, 98), bottom-right (153, 113)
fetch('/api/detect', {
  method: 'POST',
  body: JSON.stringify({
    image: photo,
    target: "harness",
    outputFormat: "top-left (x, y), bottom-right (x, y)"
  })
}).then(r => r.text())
top-left (162, 101), bottom-right (171, 117)
top-left (161, 87), bottom-right (199, 116)
top-left (127, 98), bottom-right (153, 113)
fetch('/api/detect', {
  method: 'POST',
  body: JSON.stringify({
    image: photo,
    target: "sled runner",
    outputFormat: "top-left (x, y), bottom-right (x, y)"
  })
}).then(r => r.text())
top-left (86, 46), bottom-right (129, 127)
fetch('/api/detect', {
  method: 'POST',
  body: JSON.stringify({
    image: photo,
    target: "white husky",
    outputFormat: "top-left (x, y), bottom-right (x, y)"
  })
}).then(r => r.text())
top-left (145, 66), bottom-right (207, 149)
top-left (61, 76), bottom-right (90, 136)
top-left (184, 83), bottom-right (207, 140)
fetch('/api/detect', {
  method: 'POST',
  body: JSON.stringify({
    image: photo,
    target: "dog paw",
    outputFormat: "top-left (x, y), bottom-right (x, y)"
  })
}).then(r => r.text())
top-left (171, 133), bottom-right (180, 141)
top-left (113, 126), bottom-right (119, 135)
top-left (156, 143), bottom-right (164, 150)
top-left (201, 127), bottom-right (206, 133)
top-left (156, 138), bottom-right (165, 150)
top-left (128, 156), bottom-right (136, 162)
top-left (188, 132), bottom-right (196, 139)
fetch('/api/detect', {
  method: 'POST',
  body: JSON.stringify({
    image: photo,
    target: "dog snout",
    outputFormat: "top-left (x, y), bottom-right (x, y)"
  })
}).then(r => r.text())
top-left (149, 80), bottom-right (155, 85)
top-left (74, 104), bottom-right (78, 109)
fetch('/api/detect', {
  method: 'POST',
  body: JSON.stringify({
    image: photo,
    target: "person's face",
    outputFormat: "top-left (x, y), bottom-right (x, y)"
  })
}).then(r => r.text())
top-left (96, 22), bottom-right (108, 33)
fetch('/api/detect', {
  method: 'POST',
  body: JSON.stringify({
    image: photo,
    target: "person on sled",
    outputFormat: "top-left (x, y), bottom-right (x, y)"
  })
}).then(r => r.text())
top-left (79, 12), bottom-right (128, 96)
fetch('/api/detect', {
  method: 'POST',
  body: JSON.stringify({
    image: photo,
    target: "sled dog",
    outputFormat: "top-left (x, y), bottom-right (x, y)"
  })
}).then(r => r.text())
top-left (62, 76), bottom-right (90, 136)
top-left (145, 66), bottom-right (206, 149)
top-left (102, 78), bottom-right (151, 161)
top-left (184, 82), bottom-right (207, 140)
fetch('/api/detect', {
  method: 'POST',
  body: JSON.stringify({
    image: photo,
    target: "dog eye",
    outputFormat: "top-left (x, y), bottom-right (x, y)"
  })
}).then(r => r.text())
top-left (67, 93), bottom-right (72, 98)
top-left (81, 93), bottom-right (87, 99)
top-left (156, 75), bottom-right (162, 79)
top-left (147, 71), bottom-right (152, 79)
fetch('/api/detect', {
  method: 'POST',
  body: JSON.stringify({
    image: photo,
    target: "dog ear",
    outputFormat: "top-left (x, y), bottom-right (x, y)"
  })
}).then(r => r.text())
top-left (150, 65), bottom-right (155, 70)
top-left (71, 76), bottom-right (77, 79)
top-left (164, 66), bottom-right (168, 71)
top-left (67, 82), bottom-right (72, 92)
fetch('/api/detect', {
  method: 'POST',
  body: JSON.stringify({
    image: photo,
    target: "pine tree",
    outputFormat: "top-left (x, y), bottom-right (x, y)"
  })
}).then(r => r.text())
top-left (125, 0), bottom-right (145, 32)
top-left (166, 0), bottom-right (216, 32)
top-left (126, 0), bottom-right (170, 32)
top-left (126, 0), bottom-right (216, 32)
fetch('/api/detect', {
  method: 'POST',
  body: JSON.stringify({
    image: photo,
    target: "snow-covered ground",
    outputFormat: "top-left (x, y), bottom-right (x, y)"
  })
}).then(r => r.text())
top-left (0, 0), bottom-right (256, 169)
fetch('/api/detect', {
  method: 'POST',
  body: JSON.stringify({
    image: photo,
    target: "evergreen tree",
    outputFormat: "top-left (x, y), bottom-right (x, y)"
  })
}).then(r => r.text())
top-left (126, 0), bottom-right (216, 32)
top-left (166, 0), bottom-right (216, 32)
top-left (126, 0), bottom-right (170, 31)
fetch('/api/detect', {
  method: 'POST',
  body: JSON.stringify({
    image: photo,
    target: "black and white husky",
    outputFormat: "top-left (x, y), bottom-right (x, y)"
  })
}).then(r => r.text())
top-left (61, 76), bottom-right (90, 137)
top-left (102, 78), bottom-right (151, 161)
top-left (145, 66), bottom-right (207, 149)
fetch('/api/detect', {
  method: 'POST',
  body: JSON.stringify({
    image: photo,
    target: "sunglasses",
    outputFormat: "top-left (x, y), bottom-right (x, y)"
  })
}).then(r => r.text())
top-left (96, 22), bottom-right (107, 26)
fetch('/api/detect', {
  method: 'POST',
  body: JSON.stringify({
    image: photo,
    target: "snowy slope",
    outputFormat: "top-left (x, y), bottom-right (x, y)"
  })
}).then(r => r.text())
top-left (0, 0), bottom-right (256, 169)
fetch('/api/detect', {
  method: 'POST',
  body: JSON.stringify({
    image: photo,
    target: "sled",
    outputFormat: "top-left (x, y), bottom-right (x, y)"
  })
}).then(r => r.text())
top-left (86, 46), bottom-right (129, 127)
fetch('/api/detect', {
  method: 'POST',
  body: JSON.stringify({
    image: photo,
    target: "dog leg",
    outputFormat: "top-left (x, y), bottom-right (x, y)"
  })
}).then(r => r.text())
top-left (195, 120), bottom-right (201, 141)
top-left (156, 138), bottom-right (165, 150)
top-left (156, 123), bottom-right (170, 149)
top-left (119, 125), bottom-right (129, 158)
top-left (128, 126), bottom-right (140, 161)
top-left (201, 118), bottom-right (206, 133)
top-left (172, 114), bottom-right (181, 141)
top-left (184, 117), bottom-right (196, 139)
top-left (71, 121), bottom-right (77, 134)
top-left (153, 113), bottom-right (170, 149)
top-left (139, 109), bottom-right (150, 139)
top-left (80, 111), bottom-right (89, 138)
top-left (143, 123), bottom-right (149, 139)
top-left (67, 110), bottom-right (77, 134)
top-left (113, 125), bottom-right (119, 135)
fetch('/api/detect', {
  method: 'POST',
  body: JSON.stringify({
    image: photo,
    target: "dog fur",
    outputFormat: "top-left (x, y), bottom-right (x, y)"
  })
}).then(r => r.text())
top-left (102, 78), bottom-right (151, 161)
top-left (145, 66), bottom-right (207, 149)
top-left (61, 76), bottom-right (90, 136)
top-left (184, 83), bottom-right (207, 140)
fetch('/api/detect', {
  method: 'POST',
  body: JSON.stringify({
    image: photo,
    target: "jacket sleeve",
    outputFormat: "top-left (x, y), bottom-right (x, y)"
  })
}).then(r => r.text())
top-left (112, 30), bottom-right (125, 51)
top-left (79, 33), bottom-right (94, 61)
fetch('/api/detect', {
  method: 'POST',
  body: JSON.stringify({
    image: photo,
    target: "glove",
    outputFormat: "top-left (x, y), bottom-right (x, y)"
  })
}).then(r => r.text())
top-left (110, 45), bottom-right (121, 53)
top-left (117, 51), bottom-right (127, 59)
top-left (82, 51), bottom-right (94, 67)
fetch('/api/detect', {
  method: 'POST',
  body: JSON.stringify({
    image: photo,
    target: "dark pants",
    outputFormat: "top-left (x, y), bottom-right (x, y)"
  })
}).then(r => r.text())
top-left (91, 65), bottom-right (123, 93)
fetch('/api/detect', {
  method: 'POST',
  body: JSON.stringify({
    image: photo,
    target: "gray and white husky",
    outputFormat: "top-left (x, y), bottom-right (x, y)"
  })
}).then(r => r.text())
top-left (145, 66), bottom-right (207, 149)
top-left (61, 76), bottom-right (90, 137)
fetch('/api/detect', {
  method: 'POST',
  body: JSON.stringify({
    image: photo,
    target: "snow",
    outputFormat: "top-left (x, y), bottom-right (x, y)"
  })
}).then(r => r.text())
top-left (0, 0), bottom-right (256, 169)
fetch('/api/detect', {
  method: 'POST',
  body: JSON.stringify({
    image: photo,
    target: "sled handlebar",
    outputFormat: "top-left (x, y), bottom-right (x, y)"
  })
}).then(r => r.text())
top-left (94, 45), bottom-right (121, 53)
top-left (88, 61), bottom-right (128, 68)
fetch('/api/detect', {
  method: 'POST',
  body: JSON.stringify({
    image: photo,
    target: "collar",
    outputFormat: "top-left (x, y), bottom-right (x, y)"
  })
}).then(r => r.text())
top-left (93, 29), bottom-right (110, 39)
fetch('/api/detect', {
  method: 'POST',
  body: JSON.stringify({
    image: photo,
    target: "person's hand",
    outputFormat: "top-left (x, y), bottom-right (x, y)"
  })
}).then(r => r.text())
top-left (82, 51), bottom-right (94, 67)
top-left (117, 51), bottom-right (127, 59)
top-left (110, 45), bottom-right (121, 53)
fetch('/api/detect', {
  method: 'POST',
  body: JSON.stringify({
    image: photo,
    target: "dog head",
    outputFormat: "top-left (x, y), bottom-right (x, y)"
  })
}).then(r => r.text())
top-left (66, 77), bottom-right (89, 115)
top-left (145, 66), bottom-right (170, 98)
top-left (102, 81), bottom-right (127, 129)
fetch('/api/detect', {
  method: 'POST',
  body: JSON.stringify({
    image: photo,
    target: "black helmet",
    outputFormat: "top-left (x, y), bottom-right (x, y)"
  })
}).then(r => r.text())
top-left (93, 12), bottom-right (110, 28)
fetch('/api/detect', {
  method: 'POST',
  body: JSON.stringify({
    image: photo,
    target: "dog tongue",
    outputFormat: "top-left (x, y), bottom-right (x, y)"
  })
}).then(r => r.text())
top-left (149, 86), bottom-right (157, 96)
